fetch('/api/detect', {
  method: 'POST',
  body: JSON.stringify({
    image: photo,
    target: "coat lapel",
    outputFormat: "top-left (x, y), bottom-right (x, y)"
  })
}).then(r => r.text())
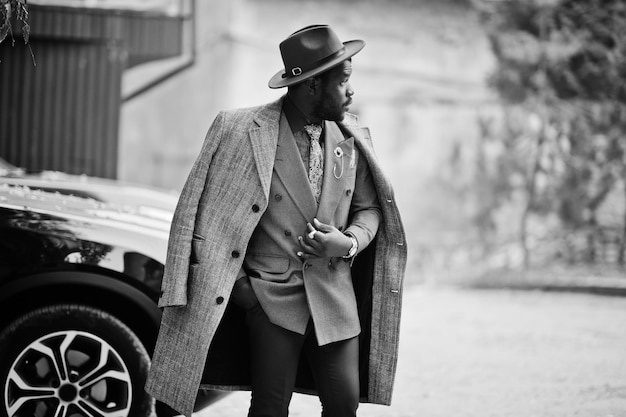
top-left (316, 121), bottom-right (354, 223)
top-left (273, 113), bottom-right (317, 221)
top-left (248, 99), bottom-right (282, 199)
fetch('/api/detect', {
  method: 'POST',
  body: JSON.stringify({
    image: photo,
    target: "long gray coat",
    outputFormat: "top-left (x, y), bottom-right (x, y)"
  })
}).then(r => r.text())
top-left (145, 97), bottom-right (407, 417)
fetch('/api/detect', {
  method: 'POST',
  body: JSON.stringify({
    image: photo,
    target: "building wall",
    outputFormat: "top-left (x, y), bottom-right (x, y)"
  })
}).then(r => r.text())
top-left (119, 0), bottom-right (494, 188)
top-left (0, 7), bottom-right (127, 178)
top-left (0, 4), bottom-right (186, 178)
top-left (118, 0), bottom-right (247, 189)
top-left (117, 0), bottom-right (496, 278)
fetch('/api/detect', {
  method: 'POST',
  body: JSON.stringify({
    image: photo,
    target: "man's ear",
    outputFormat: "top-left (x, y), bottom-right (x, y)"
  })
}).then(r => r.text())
top-left (306, 77), bottom-right (319, 96)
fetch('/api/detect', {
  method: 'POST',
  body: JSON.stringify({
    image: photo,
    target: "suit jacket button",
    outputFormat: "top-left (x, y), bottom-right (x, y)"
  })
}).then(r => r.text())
top-left (231, 250), bottom-right (240, 258)
top-left (284, 230), bottom-right (292, 236)
top-left (346, 189), bottom-right (352, 196)
top-left (304, 263), bottom-right (310, 270)
top-left (252, 204), bottom-right (260, 212)
top-left (275, 194), bottom-right (283, 201)
top-left (216, 296), bottom-right (224, 304)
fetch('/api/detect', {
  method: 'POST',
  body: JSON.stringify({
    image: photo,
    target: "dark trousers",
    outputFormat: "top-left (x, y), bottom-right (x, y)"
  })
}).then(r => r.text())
top-left (245, 303), bottom-right (360, 417)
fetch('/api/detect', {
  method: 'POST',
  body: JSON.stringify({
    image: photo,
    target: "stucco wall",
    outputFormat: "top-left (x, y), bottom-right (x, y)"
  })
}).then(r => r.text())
top-left (117, 0), bottom-right (496, 278)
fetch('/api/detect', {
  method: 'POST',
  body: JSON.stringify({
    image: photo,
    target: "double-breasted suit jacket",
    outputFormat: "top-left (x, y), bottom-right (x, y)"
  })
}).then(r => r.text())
top-left (145, 96), bottom-right (407, 417)
top-left (244, 111), bottom-right (380, 344)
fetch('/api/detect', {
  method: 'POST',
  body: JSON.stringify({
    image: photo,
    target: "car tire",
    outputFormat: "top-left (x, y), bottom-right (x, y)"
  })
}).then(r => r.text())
top-left (0, 304), bottom-right (154, 417)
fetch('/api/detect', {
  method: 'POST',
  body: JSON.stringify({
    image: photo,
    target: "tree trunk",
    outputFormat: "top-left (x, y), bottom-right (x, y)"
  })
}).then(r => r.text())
top-left (521, 129), bottom-right (544, 268)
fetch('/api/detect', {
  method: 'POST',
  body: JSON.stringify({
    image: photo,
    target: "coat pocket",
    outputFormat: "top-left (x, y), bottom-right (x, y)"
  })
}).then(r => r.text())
top-left (244, 254), bottom-right (291, 282)
top-left (190, 234), bottom-right (205, 265)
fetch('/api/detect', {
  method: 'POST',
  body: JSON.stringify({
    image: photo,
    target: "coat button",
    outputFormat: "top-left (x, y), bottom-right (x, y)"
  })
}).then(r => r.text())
top-left (284, 230), bottom-right (292, 237)
top-left (216, 296), bottom-right (224, 304)
top-left (231, 250), bottom-right (240, 258)
top-left (346, 189), bottom-right (352, 196)
top-left (275, 194), bottom-right (283, 201)
top-left (304, 263), bottom-right (311, 270)
top-left (252, 204), bottom-right (260, 212)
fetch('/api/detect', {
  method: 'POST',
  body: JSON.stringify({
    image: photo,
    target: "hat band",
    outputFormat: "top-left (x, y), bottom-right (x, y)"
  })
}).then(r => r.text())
top-left (282, 47), bottom-right (346, 79)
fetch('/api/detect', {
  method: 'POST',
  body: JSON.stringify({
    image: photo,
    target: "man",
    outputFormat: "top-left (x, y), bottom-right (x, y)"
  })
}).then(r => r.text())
top-left (145, 25), bottom-right (407, 417)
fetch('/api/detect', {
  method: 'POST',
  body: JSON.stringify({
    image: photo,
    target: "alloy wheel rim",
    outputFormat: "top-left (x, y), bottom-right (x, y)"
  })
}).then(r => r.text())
top-left (4, 330), bottom-right (132, 417)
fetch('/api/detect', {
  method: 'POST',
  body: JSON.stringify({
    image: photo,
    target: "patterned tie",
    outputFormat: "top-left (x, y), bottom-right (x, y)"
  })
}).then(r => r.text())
top-left (304, 123), bottom-right (324, 204)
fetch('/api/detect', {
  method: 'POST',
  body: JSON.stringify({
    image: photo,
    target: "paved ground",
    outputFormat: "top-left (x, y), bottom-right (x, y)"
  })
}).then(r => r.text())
top-left (196, 285), bottom-right (626, 417)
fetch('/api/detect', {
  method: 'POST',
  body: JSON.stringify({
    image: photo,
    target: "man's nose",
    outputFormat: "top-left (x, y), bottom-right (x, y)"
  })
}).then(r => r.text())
top-left (347, 84), bottom-right (354, 97)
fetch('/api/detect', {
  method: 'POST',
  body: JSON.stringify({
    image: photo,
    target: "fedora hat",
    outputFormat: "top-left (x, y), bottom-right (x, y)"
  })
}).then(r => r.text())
top-left (268, 25), bottom-right (365, 89)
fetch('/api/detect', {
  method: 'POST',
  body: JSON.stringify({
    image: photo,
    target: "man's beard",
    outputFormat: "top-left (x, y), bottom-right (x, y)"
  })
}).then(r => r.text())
top-left (311, 90), bottom-right (345, 122)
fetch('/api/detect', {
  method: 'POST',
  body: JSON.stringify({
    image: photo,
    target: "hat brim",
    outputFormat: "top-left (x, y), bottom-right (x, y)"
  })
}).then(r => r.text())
top-left (268, 40), bottom-right (365, 89)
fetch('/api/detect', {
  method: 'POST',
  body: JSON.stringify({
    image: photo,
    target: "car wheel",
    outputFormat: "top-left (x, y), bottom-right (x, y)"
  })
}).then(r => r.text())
top-left (0, 304), bottom-right (154, 417)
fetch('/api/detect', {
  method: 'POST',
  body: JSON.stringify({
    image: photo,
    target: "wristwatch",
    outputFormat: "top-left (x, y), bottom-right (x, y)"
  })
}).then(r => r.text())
top-left (342, 234), bottom-right (358, 259)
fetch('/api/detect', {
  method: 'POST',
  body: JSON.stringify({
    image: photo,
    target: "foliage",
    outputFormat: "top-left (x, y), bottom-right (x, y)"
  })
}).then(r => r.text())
top-left (0, 0), bottom-right (30, 45)
top-left (475, 0), bottom-right (626, 267)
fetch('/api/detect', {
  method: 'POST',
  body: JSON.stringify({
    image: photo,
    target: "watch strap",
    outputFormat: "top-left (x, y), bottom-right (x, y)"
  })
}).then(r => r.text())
top-left (342, 234), bottom-right (358, 259)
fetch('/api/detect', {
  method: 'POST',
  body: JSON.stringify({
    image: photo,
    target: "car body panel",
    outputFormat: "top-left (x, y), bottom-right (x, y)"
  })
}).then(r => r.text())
top-left (0, 156), bottom-right (179, 221)
top-left (0, 160), bottom-right (228, 415)
top-left (0, 184), bottom-right (169, 293)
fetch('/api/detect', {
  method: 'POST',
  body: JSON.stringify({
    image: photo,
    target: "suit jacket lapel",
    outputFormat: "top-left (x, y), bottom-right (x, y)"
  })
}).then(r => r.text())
top-left (266, 108), bottom-right (356, 223)
top-left (249, 99), bottom-right (282, 199)
top-left (274, 113), bottom-right (317, 221)
top-left (316, 121), bottom-right (354, 223)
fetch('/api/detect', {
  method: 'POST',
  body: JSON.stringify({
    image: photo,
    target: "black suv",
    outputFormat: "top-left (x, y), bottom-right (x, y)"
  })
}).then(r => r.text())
top-left (0, 161), bottom-right (222, 417)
